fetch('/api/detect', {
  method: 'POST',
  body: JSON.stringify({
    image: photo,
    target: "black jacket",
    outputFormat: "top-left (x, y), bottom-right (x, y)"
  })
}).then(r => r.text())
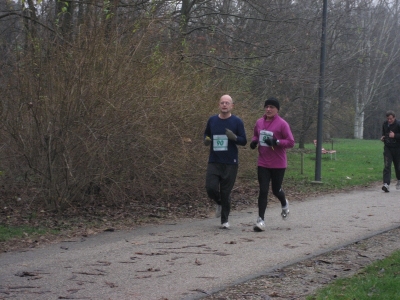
top-left (382, 119), bottom-right (400, 148)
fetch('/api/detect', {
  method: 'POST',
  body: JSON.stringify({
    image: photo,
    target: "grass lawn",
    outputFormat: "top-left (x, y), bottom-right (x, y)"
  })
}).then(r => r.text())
top-left (285, 138), bottom-right (383, 193)
top-left (308, 250), bottom-right (400, 300)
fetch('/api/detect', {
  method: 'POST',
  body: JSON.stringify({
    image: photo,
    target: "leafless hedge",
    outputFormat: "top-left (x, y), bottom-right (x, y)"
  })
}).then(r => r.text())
top-left (0, 22), bottom-right (233, 211)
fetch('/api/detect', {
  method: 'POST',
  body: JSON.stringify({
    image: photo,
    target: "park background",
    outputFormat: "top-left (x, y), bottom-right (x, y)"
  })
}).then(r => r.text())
top-left (1, 1), bottom-right (399, 221)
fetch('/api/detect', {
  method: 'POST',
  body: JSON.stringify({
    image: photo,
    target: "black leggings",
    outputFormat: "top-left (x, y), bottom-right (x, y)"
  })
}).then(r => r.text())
top-left (257, 166), bottom-right (287, 220)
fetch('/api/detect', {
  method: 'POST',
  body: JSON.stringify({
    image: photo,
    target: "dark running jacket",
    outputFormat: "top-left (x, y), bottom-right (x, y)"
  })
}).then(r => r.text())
top-left (382, 119), bottom-right (400, 148)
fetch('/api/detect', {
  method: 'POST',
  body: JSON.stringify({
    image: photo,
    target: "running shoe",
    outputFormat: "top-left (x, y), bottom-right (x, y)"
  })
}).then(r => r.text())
top-left (253, 217), bottom-right (265, 232)
top-left (221, 222), bottom-right (230, 229)
top-left (382, 183), bottom-right (390, 192)
top-left (281, 199), bottom-right (289, 220)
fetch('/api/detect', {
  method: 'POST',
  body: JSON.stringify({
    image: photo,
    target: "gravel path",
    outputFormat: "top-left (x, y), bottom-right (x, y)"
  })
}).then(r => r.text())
top-left (0, 184), bottom-right (399, 300)
top-left (203, 226), bottom-right (400, 300)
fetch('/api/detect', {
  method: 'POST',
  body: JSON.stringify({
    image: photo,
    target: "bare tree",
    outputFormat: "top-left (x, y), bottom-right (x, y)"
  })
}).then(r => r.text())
top-left (328, 0), bottom-right (400, 139)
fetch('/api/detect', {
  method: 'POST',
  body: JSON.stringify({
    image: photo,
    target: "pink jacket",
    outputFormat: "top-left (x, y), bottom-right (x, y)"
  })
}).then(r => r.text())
top-left (251, 114), bottom-right (295, 168)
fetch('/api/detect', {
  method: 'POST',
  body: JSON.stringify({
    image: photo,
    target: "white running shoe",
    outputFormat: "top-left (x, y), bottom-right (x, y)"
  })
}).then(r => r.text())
top-left (281, 199), bottom-right (289, 220)
top-left (215, 205), bottom-right (222, 218)
top-left (221, 222), bottom-right (230, 229)
top-left (253, 217), bottom-right (265, 232)
top-left (396, 181), bottom-right (400, 190)
top-left (382, 183), bottom-right (390, 193)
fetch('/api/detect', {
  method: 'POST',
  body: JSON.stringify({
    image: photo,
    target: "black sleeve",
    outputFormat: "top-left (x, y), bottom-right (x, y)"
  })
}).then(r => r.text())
top-left (395, 121), bottom-right (400, 141)
top-left (382, 121), bottom-right (387, 137)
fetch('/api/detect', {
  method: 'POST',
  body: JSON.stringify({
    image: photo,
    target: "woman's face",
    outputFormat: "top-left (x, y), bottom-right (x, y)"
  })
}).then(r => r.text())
top-left (265, 105), bottom-right (278, 120)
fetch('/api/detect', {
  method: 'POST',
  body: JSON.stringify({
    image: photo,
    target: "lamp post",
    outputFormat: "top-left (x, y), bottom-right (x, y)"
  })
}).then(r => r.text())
top-left (314, 0), bottom-right (328, 182)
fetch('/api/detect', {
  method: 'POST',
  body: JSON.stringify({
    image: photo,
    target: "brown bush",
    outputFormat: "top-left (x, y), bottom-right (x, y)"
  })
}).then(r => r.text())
top-left (0, 22), bottom-right (249, 213)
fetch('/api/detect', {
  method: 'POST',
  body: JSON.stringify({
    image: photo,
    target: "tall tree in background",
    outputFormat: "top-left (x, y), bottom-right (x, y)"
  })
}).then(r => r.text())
top-left (328, 0), bottom-right (400, 139)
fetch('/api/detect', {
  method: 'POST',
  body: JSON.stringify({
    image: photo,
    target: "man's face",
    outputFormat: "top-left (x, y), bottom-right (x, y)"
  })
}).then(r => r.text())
top-left (387, 115), bottom-right (395, 125)
top-left (219, 97), bottom-right (233, 113)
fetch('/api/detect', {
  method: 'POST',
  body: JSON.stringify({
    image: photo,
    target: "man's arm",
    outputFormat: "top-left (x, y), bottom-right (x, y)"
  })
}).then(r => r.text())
top-left (381, 122), bottom-right (386, 142)
top-left (204, 119), bottom-right (212, 146)
top-left (234, 119), bottom-right (247, 146)
top-left (394, 120), bottom-right (400, 141)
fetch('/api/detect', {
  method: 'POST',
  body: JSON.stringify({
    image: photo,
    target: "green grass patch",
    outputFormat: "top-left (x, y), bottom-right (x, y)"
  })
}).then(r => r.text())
top-left (0, 225), bottom-right (56, 242)
top-left (308, 250), bottom-right (400, 299)
top-left (285, 138), bottom-right (383, 193)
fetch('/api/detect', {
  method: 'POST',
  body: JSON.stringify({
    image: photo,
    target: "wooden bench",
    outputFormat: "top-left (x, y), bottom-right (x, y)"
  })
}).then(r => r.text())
top-left (314, 140), bottom-right (336, 160)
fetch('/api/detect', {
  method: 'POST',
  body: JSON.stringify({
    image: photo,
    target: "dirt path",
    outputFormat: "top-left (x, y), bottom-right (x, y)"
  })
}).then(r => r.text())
top-left (202, 226), bottom-right (400, 300)
top-left (1, 184), bottom-right (399, 300)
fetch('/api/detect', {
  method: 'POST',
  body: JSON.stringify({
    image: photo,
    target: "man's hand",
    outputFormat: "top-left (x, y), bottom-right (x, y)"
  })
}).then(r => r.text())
top-left (225, 129), bottom-right (237, 141)
top-left (204, 136), bottom-right (211, 146)
top-left (265, 137), bottom-right (277, 146)
top-left (250, 140), bottom-right (258, 149)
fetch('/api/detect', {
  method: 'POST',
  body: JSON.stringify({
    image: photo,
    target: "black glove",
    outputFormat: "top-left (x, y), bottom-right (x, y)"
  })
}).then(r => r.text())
top-left (225, 128), bottom-right (237, 141)
top-left (265, 137), bottom-right (277, 146)
top-left (204, 136), bottom-right (211, 146)
top-left (250, 141), bottom-right (258, 149)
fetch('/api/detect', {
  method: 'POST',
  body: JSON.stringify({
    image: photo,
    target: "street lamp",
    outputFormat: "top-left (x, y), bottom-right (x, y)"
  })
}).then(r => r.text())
top-left (314, 0), bottom-right (328, 182)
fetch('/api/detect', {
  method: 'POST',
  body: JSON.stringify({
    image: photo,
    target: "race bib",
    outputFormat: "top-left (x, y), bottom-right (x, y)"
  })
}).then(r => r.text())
top-left (260, 130), bottom-right (273, 147)
top-left (213, 135), bottom-right (228, 151)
